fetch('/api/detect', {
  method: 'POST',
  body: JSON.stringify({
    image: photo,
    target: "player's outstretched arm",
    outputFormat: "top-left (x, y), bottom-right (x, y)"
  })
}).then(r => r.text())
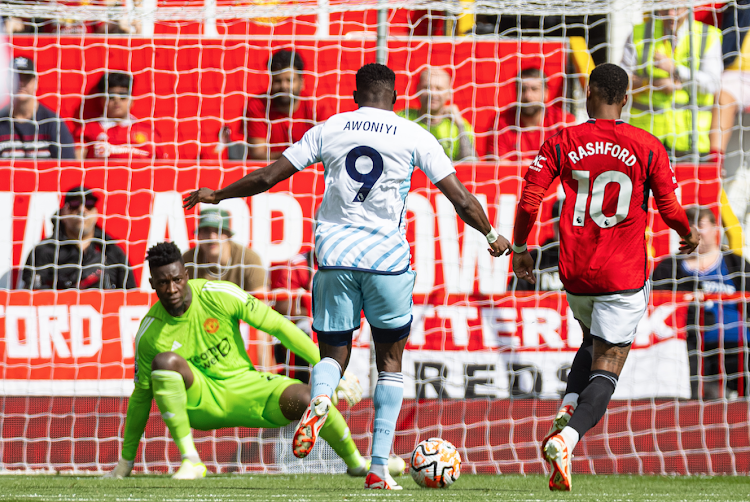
top-left (237, 294), bottom-right (322, 367)
top-left (434, 173), bottom-right (510, 257)
top-left (512, 250), bottom-right (536, 285)
top-left (103, 386), bottom-right (153, 478)
top-left (653, 191), bottom-right (700, 255)
top-left (649, 147), bottom-right (700, 255)
top-left (183, 156), bottom-right (299, 209)
top-left (511, 180), bottom-right (547, 284)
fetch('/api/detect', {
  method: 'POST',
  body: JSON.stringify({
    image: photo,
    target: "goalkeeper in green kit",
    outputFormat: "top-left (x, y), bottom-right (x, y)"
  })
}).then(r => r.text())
top-left (106, 242), bottom-right (400, 479)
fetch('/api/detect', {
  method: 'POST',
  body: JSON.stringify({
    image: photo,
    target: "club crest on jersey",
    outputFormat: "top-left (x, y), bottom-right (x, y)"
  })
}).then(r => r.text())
top-left (529, 155), bottom-right (546, 172)
top-left (203, 318), bottom-right (220, 334)
top-left (134, 132), bottom-right (147, 144)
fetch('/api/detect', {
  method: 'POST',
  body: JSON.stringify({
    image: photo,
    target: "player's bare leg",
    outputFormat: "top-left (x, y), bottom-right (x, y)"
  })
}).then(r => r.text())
top-left (365, 337), bottom-right (408, 490)
top-left (292, 342), bottom-right (351, 459)
top-left (150, 352), bottom-right (207, 479)
top-left (545, 338), bottom-right (630, 491)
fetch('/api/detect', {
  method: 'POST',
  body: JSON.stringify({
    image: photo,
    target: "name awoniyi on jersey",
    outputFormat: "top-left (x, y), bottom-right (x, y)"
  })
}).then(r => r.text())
top-left (283, 107), bottom-right (455, 274)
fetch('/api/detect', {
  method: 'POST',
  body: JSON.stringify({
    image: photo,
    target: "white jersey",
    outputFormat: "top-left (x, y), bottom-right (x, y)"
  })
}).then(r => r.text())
top-left (283, 106), bottom-right (455, 274)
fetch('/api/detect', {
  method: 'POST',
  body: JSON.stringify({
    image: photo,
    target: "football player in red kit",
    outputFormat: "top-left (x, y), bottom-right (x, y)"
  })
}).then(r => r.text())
top-left (72, 72), bottom-right (167, 160)
top-left (512, 63), bottom-right (700, 492)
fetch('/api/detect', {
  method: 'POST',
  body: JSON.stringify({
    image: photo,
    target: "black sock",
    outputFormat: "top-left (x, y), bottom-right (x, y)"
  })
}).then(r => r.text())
top-left (565, 338), bottom-right (594, 396)
top-left (567, 370), bottom-right (618, 437)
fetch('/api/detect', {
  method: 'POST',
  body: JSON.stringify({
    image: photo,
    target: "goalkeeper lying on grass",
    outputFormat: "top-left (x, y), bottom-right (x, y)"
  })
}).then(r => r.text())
top-left (107, 242), bottom-right (402, 479)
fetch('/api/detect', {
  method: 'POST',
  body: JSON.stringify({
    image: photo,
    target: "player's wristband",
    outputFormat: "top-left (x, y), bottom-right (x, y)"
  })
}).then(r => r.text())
top-left (511, 242), bottom-right (527, 253)
top-left (485, 228), bottom-right (499, 244)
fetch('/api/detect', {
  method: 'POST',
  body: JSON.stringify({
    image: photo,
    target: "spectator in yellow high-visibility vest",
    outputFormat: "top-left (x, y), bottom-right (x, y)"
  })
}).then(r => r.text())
top-left (622, 7), bottom-right (722, 158)
top-left (710, 0), bottom-right (750, 157)
top-left (398, 67), bottom-right (477, 161)
top-left (708, 0), bottom-right (750, 258)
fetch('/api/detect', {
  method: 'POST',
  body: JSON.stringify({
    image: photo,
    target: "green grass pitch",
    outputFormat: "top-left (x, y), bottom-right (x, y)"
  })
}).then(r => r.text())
top-left (0, 474), bottom-right (747, 502)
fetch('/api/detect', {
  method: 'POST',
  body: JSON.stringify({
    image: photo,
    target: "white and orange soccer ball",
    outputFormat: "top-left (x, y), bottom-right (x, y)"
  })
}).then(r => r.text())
top-left (409, 438), bottom-right (461, 488)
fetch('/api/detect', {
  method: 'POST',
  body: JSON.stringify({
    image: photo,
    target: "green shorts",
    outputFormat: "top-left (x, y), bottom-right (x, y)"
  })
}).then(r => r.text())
top-left (186, 362), bottom-right (299, 431)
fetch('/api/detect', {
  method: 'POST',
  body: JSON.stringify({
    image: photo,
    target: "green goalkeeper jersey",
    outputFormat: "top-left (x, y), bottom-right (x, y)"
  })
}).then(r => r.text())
top-left (122, 279), bottom-right (321, 460)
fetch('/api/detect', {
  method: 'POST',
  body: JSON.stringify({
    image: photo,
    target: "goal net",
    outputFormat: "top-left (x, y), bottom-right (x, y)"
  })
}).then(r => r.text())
top-left (0, 0), bottom-right (747, 476)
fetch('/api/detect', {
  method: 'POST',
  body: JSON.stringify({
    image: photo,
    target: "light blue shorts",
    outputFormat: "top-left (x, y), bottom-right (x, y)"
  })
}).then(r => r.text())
top-left (312, 268), bottom-right (416, 346)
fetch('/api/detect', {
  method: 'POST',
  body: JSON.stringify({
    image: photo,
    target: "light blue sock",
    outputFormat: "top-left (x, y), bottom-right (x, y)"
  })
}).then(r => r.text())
top-left (310, 357), bottom-right (341, 400)
top-left (371, 372), bottom-right (404, 465)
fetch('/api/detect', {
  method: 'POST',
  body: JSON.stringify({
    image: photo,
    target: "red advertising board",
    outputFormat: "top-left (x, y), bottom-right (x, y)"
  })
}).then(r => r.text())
top-left (0, 161), bottom-right (720, 289)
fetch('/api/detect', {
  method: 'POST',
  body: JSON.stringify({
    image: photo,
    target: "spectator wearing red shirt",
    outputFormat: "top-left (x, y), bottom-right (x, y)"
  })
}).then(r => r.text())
top-left (236, 50), bottom-right (329, 161)
top-left (71, 72), bottom-right (167, 161)
top-left (487, 68), bottom-right (575, 161)
top-left (270, 250), bottom-right (315, 383)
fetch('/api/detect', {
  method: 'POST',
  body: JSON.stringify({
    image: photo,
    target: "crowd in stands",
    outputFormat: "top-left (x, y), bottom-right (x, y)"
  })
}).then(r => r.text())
top-left (0, 56), bottom-right (75, 159)
top-left (19, 186), bottom-right (136, 289)
top-left (398, 67), bottom-right (476, 161)
top-left (5, 0), bottom-right (139, 36)
top-left (71, 71), bottom-right (170, 161)
top-left (0, 50), bottom-right (582, 162)
top-left (2, 4), bottom-right (750, 400)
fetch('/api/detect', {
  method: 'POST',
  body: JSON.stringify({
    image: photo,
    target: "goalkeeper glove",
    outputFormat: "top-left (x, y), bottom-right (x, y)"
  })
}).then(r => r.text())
top-left (335, 371), bottom-right (363, 407)
top-left (103, 458), bottom-right (134, 479)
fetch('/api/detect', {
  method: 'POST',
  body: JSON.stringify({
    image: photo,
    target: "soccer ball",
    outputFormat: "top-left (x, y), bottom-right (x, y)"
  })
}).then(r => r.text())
top-left (409, 438), bottom-right (461, 488)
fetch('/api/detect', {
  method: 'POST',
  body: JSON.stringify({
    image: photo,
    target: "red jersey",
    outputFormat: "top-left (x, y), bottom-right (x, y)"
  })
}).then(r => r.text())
top-left (270, 251), bottom-right (314, 292)
top-left (489, 106), bottom-right (575, 160)
top-left (270, 251), bottom-right (314, 318)
top-left (72, 117), bottom-right (167, 160)
top-left (245, 98), bottom-right (329, 154)
top-left (518, 119), bottom-right (685, 295)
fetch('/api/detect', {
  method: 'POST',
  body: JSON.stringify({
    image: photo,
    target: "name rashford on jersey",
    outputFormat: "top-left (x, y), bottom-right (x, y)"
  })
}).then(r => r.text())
top-left (524, 119), bottom-right (679, 295)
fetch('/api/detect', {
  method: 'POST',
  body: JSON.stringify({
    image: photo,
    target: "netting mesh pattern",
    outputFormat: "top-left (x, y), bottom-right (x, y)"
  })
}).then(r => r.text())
top-left (0, 1), bottom-right (722, 20)
top-left (1, 397), bottom-right (748, 475)
top-left (0, 0), bottom-right (748, 478)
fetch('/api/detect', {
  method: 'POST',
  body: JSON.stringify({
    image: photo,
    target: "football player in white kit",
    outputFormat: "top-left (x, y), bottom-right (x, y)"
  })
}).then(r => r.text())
top-left (184, 63), bottom-right (510, 489)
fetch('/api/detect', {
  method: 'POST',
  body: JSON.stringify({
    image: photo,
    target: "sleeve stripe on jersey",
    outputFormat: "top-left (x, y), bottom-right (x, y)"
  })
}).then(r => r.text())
top-left (134, 316), bottom-right (155, 358)
top-left (204, 281), bottom-right (249, 302)
top-left (555, 144), bottom-right (561, 170)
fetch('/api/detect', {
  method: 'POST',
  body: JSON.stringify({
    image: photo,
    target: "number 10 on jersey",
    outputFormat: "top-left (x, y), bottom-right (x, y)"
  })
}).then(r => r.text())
top-left (572, 170), bottom-right (633, 229)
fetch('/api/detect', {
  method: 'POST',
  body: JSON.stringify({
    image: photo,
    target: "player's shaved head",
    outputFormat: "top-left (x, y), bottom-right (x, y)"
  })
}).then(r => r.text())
top-left (586, 63), bottom-right (629, 120)
top-left (589, 63), bottom-right (628, 105)
top-left (356, 63), bottom-right (396, 95)
top-left (146, 242), bottom-right (184, 269)
top-left (354, 63), bottom-right (397, 110)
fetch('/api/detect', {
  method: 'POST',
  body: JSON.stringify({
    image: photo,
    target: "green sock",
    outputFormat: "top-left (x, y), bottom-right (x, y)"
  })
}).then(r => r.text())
top-left (151, 370), bottom-right (201, 464)
top-left (319, 405), bottom-right (365, 470)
